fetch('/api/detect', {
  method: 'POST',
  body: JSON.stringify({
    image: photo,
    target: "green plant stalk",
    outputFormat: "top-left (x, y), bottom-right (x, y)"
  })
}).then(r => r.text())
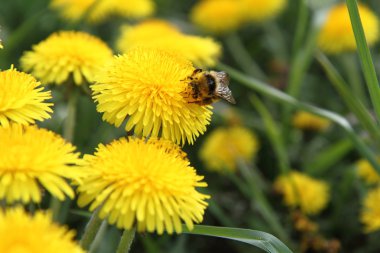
top-left (208, 200), bottom-right (235, 227)
top-left (80, 208), bottom-right (103, 251)
top-left (287, 26), bottom-right (319, 100)
top-left (340, 53), bottom-right (367, 106)
top-left (224, 33), bottom-right (267, 80)
top-left (217, 62), bottom-right (380, 173)
top-left (89, 220), bottom-right (108, 253)
top-left (116, 228), bottom-right (136, 253)
top-left (346, 0), bottom-right (380, 124)
top-left (316, 52), bottom-right (380, 142)
top-left (49, 197), bottom-right (61, 222)
top-left (263, 22), bottom-right (289, 62)
top-left (282, 26), bottom-right (319, 136)
top-left (63, 87), bottom-right (79, 142)
top-left (250, 95), bottom-right (291, 174)
top-left (292, 0), bottom-right (309, 57)
top-left (50, 85), bottom-right (79, 221)
top-left (305, 139), bottom-right (353, 175)
top-left (237, 160), bottom-right (288, 243)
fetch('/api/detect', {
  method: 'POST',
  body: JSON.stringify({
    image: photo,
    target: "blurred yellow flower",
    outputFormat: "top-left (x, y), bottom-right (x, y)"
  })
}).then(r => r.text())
top-left (0, 124), bottom-right (82, 204)
top-left (241, 0), bottom-right (286, 22)
top-left (117, 19), bottom-right (222, 67)
top-left (51, 0), bottom-right (154, 23)
top-left (77, 137), bottom-right (209, 234)
top-left (91, 47), bottom-right (213, 145)
top-left (292, 111), bottom-right (331, 132)
top-left (356, 159), bottom-right (380, 185)
top-left (191, 0), bottom-right (245, 34)
top-left (318, 3), bottom-right (379, 54)
top-left (0, 208), bottom-right (84, 253)
top-left (117, 20), bottom-right (181, 45)
top-left (361, 187), bottom-right (380, 233)
top-left (0, 67), bottom-right (53, 127)
top-left (199, 126), bottom-right (259, 172)
top-left (274, 171), bottom-right (330, 215)
top-left (21, 31), bottom-right (113, 85)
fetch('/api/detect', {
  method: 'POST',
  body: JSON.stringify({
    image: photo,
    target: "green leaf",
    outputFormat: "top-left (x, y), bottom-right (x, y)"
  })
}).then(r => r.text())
top-left (183, 225), bottom-right (293, 253)
top-left (346, 0), bottom-right (380, 124)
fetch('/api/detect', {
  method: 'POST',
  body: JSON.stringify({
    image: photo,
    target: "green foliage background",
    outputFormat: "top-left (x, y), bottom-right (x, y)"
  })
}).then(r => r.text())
top-left (2, 0), bottom-right (380, 252)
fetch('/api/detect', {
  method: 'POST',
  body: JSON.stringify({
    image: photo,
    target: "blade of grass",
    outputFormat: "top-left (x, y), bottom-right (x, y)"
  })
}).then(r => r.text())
top-left (305, 139), bottom-right (353, 176)
top-left (346, 0), bottom-right (380, 124)
top-left (292, 0), bottom-right (309, 57)
top-left (316, 52), bottom-right (380, 142)
top-left (183, 225), bottom-right (293, 253)
top-left (340, 53), bottom-right (367, 106)
top-left (208, 200), bottom-right (235, 227)
top-left (224, 33), bottom-right (267, 80)
top-left (282, 25), bottom-right (319, 138)
top-left (217, 62), bottom-right (380, 174)
top-left (237, 160), bottom-right (288, 243)
top-left (250, 95), bottom-right (291, 174)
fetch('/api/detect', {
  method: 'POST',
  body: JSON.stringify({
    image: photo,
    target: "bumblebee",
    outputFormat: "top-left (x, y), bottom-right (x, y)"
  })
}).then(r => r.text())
top-left (182, 69), bottom-right (236, 105)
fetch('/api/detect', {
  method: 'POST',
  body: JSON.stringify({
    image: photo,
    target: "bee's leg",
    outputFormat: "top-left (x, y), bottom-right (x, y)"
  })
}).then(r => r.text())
top-left (193, 68), bottom-right (203, 75)
top-left (201, 98), bottom-right (214, 105)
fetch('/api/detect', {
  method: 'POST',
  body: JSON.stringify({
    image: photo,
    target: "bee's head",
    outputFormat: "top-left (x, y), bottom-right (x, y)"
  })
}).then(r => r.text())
top-left (210, 71), bottom-right (236, 104)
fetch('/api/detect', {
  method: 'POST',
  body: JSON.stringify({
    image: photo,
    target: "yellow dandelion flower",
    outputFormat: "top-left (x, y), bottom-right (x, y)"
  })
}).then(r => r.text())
top-left (0, 67), bottom-right (53, 127)
top-left (51, 0), bottom-right (154, 23)
top-left (318, 3), bottom-right (379, 54)
top-left (356, 159), bottom-right (380, 185)
top-left (0, 124), bottom-right (82, 204)
top-left (292, 111), bottom-right (331, 132)
top-left (241, 0), bottom-right (286, 22)
top-left (191, 0), bottom-right (245, 34)
top-left (77, 137), bottom-right (209, 234)
top-left (361, 187), bottom-right (380, 233)
top-left (117, 19), bottom-right (222, 67)
top-left (115, 0), bottom-right (154, 20)
top-left (117, 20), bottom-right (181, 47)
top-left (0, 208), bottom-right (84, 253)
top-left (21, 31), bottom-right (113, 85)
top-left (274, 171), bottom-right (330, 215)
top-left (91, 47), bottom-right (213, 145)
top-left (199, 126), bottom-right (259, 172)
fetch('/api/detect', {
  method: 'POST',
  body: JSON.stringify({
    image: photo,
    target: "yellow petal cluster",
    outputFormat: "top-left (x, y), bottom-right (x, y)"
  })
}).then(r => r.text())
top-left (356, 159), bottom-right (380, 185)
top-left (199, 126), bottom-right (259, 172)
top-left (0, 67), bottom-right (53, 127)
top-left (21, 31), bottom-right (113, 85)
top-left (191, 0), bottom-right (245, 34)
top-left (240, 0), bottom-right (287, 23)
top-left (0, 124), bottom-right (82, 203)
top-left (0, 208), bottom-right (84, 253)
top-left (318, 3), bottom-right (379, 54)
top-left (190, 0), bottom-right (287, 34)
top-left (274, 171), bottom-right (330, 215)
top-left (117, 19), bottom-right (222, 67)
top-left (77, 137), bottom-right (209, 234)
top-left (292, 111), bottom-right (331, 132)
top-left (51, 0), bottom-right (154, 23)
top-left (361, 187), bottom-right (380, 233)
top-left (92, 47), bottom-right (213, 145)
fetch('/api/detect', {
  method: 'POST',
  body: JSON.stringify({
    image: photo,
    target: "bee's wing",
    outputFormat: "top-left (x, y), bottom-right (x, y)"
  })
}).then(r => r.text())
top-left (217, 86), bottom-right (236, 104)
